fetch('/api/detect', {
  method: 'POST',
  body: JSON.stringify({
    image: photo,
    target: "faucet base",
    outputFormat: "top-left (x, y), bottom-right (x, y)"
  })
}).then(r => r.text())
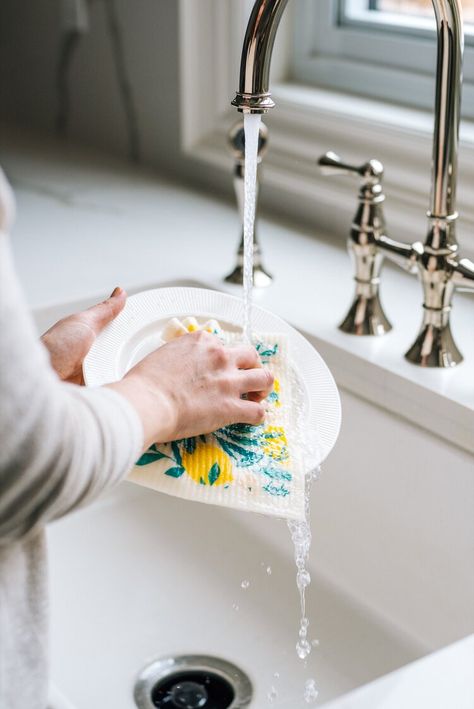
top-left (224, 263), bottom-right (273, 288)
top-left (339, 292), bottom-right (392, 336)
top-left (405, 321), bottom-right (463, 367)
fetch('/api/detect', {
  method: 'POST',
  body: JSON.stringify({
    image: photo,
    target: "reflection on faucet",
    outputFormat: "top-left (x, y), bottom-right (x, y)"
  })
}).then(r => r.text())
top-left (232, 0), bottom-right (474, 367)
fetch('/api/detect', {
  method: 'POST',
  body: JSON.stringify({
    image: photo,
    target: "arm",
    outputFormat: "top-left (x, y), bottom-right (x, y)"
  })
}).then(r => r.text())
top-left (0, 232), bottom-right (144, 543)
top-left (0, 169), bottom-right (272, 543)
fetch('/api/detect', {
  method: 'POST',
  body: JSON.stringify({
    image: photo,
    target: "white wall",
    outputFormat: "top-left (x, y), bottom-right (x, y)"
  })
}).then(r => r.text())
top-left (0, 0), bottom-right (221, 188)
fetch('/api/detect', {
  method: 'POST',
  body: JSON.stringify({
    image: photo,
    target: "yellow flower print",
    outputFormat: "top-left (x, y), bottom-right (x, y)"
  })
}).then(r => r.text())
top-left (268, 378), bottom-right (281, 407)
top-left (262, 426), bottom-right (289, 462)
top-left (181, 442), bottom-right (234, 486)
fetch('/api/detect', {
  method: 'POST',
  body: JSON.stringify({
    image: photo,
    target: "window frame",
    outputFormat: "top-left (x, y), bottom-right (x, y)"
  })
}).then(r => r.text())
top-left (292, 0), bottom-right (474, 118)
top-left (344, 0), bottom-right (474, 41)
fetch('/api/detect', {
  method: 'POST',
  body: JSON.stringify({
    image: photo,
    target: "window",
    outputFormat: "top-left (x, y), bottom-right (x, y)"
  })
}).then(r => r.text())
top-left (292, 0), bottom-right (474, 118)
top-left (179, 0), bottom-right (474, 262)
top-left (344, 0), bottom-right (474, 31)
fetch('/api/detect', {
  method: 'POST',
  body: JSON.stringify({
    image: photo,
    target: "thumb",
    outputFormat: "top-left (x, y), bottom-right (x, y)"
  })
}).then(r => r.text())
top-left (83, 287), bottom-right (127, 335)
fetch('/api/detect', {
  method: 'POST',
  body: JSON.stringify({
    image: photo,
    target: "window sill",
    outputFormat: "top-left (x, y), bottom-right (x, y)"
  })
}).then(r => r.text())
top-left (185, 80), bottom-right (474, 261)
top-left (273, 82), bottom-right (474, 144)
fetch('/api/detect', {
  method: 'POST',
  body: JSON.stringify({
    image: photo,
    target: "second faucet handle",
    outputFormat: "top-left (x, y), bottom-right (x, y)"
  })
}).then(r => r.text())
top-left (318, 151), bottom-right (384, 185)
top-left (318, 150), bottom-right (392, 336)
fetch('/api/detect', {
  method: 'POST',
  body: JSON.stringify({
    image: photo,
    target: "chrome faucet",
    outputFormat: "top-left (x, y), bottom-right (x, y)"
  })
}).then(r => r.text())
top-left (232, 0), bottom-right (474, 367)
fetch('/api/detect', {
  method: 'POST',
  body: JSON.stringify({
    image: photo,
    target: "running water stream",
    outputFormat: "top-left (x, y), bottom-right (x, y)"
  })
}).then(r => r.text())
top-left (242, 114), bottom-right (319, 703)
top-left (242, 113), bottom-right (261, 343)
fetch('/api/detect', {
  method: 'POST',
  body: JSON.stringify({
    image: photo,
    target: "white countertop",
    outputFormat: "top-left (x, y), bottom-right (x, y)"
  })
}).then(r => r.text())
top-left (1, 125), bottom-right (473, 452)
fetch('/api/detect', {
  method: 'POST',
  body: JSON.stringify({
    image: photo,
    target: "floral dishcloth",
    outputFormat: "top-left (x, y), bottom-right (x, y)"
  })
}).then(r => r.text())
top-left (128, 318), bottom-right (305, 520)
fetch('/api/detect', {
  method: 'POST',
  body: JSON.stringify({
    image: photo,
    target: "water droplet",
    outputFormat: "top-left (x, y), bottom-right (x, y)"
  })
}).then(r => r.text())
top-left (232, 604), bottom-right (239, 612)
top-left (240, 579), bottom-right (250, 590)
top-left (266, 566), bottom-right (272, 575)
top-left (297, 570), bottom-right (311, 589)
top-left (311, 638), bottom-right (320, 647)
top-left (296, 639), bottom-right (311, 660)
top-left (304, 678), bottom-right (319, 703)
top-left (273, 671), bottom-right (280, 680)
top-left (267, 686), bottom-right (277, 703)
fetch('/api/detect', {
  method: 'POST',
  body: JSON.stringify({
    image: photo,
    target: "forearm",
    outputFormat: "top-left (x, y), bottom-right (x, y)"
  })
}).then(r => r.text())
top-left (107, 375), bottom-right (175, 450)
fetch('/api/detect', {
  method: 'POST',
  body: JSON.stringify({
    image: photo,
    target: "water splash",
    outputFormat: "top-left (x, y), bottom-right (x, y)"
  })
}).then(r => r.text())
top-left (242, 113), bottom-right (262, 342)
top-left (288, 470), bottom-right (318, 661)
top-left (304, 678), bottom-right (319, 704)
top-left (266, 565), bottom-right (272, 576)
top-left (240, 579), bottom-right (250, 590)
top-left (267, 686), bottom-right (278, 703)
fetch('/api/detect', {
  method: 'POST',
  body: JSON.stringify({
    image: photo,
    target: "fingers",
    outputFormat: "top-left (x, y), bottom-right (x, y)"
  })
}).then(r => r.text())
top-left (231, 399), bottom-right (266, 426)
top-left (231, 345), bottom-right (261, 370)
top-left (247, 390), bottom-right (269, 403)
top-left (83, 287), bottom-right (127, 335)
top-left (237, 368), bottom-right (274, 397)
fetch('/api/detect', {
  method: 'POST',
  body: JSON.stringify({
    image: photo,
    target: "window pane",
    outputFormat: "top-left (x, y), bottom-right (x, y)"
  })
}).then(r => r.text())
top-left (373, 0), bottom-right (474, 25)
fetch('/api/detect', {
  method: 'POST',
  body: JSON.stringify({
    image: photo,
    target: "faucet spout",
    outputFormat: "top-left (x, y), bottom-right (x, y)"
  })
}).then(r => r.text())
top-left (232, 0), bottom-right (289, 113)
top-left (233, 0), bottom-right (463, 241)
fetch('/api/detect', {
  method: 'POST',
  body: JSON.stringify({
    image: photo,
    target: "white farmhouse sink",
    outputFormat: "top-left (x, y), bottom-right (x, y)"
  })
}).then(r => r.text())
top-left (34, 285), bottom-right (474, 709)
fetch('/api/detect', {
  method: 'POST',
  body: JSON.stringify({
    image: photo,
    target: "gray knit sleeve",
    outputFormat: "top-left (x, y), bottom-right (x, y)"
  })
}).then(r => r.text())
top-left (0, 231), bottom-right (143, 544)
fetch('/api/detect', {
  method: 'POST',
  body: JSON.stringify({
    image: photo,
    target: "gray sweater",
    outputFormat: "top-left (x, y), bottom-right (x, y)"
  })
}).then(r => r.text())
top-left (0, 174), bottom-right (143, 707)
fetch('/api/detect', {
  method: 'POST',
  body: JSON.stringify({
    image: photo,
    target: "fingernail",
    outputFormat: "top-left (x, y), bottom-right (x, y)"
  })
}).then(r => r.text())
top-left (110, 286), bottom-right (123, 298)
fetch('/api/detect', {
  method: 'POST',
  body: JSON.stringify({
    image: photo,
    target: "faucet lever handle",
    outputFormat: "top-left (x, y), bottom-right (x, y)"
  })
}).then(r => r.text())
top-left (318, 151), bottom-right (383, 185)
top-left (318, 150), bottom-right (392, 336)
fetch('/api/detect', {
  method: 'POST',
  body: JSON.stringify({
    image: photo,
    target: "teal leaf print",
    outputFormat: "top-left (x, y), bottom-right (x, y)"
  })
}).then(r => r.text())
top-left (208, 462), bottom-right (221, 486)
top-left (227, 423), bottom-right (262, 434)
top-left (255, 341), bottom-right (279, 364)
top-left (219, 423), bottom-right (263, 448)
top-left (261, 466), bottom-right (292, 481)
top-left (214, 434), bottom-right (263, 468)
top-left (136, 448), bottom-right (169, 466)
top-left (171, 441), bottom-right (182, 466)
top-left (165, 466), bottom-right (185, 478)
top-left (181, 437), bottom-right (196, 455)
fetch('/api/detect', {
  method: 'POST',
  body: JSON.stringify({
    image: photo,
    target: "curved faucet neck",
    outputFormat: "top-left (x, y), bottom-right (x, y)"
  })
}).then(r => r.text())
top-left (428, 0), bottom-right (463, 249)
top-left (232, 0), bottom-right (289, 113)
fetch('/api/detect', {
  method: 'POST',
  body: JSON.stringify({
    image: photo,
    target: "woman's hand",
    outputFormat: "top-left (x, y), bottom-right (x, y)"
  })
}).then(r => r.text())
top-left (110, 331), bottom-right (274, 449)
top-left (42, 288), bottom-right (274, 449)
top-left (41, 287), bottom-right (126, 384)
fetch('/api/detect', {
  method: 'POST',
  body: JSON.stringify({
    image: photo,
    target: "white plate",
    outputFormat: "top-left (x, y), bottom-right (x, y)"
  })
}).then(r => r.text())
top-left (84, 287), bottom-right (341, 465)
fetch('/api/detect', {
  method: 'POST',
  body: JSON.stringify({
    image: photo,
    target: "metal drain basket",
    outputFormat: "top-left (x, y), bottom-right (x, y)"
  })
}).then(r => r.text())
top-left (134, 654), bottom-right (253, 708)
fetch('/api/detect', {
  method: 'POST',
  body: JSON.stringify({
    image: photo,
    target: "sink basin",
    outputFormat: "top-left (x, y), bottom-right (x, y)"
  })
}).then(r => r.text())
top-left (34, 283), bottom-right (473, 708)
top-left (47, 480), bottom-right (418, 708)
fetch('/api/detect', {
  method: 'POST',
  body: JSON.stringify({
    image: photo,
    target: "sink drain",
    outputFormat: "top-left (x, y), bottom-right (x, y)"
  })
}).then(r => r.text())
top-left (134, 655), bottom-right (253, 708)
